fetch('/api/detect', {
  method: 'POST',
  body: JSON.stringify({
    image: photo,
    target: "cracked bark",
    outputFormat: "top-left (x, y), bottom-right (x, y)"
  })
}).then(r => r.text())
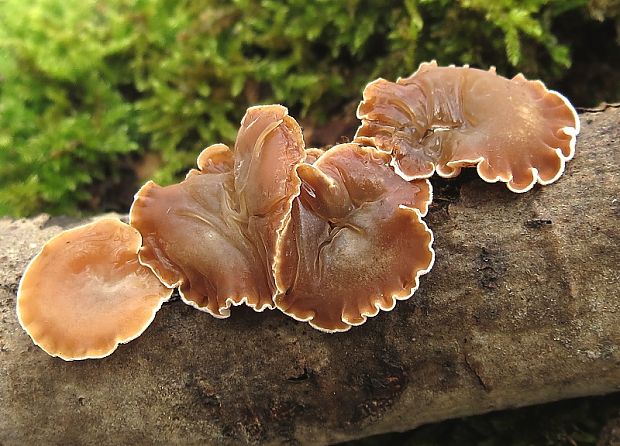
top-left (0, 107), bottom-right (619, 446)
top-left (461, 342), bottom-right (491, 393)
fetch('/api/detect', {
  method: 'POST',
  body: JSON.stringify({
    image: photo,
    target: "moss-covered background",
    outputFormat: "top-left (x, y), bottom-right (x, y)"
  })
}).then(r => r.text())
top-left (1, 0), bottom-right (618, 216)
top-left (1, 1), bottom-right (619, 444)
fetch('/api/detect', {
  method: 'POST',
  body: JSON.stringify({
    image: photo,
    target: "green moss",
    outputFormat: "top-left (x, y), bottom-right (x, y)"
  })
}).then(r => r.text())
top-left (0, 0), bottom-right (613, 216)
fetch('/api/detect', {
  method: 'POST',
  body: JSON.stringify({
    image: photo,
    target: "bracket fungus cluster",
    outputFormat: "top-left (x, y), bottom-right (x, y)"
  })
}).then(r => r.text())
top-left (16, 62), bottom-right (580, 359)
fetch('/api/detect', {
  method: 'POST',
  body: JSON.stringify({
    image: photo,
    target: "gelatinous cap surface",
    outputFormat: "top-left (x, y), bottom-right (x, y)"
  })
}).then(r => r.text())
top-left (130, 105), bottom-right (305, 317)
top-left (16, 218), bottom-right (172, 360)
top-left (274, 144), bottom-right (434, 332)
top-left (303, 147), bottom-right (325, 165)
top-left (355, 61), bottom-right (580, 192)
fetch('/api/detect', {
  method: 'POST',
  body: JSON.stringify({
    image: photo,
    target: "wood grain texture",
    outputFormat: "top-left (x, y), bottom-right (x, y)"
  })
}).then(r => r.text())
top-left (0, 107), bottom-right (618, 446)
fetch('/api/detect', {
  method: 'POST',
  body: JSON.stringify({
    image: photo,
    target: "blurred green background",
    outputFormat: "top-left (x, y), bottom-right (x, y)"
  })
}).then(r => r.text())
top-left (0, 0), bottom-right (619, 217)
top-left (0, 1), bottom-right (619, 444)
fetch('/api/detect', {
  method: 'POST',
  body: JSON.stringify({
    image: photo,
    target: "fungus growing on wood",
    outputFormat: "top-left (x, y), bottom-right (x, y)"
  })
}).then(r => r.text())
top-left (274, 144), bottom-right (434, 332)
top-left (16, 218), bottom-right (173, 360)
top-left (130, 105), bottom-right (305, 317)
top-left (16, 59), bottom-right (582, 359)
top-left (355, 61), bottom-right (580, 192)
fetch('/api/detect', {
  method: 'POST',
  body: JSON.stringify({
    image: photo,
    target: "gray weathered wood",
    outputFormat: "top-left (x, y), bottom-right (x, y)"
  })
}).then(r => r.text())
top-left (0, 107), bottom-right (619, 445)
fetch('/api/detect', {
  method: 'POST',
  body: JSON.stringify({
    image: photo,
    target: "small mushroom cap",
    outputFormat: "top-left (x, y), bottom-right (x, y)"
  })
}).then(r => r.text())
top-left (355, 61), bottom-right (580, 192)
top-left (195, 143), bottom-right (233, 174)
top-left (130, 105), bottom-right (305, 317)
top-left (303, 148), bottom-right (325, 164)
top-left (274, 143), bottom-right (434, 332)
top-left (16, 218), bottom-right (172, 360)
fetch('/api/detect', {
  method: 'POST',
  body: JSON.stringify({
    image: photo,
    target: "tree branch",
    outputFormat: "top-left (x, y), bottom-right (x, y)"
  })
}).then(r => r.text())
top-left (1, 108), bottom-right (619, 445)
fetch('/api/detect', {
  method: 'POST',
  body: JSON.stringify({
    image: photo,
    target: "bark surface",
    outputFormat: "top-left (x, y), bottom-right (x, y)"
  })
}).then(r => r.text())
top-left (0, 107), bottom-right (619, 446)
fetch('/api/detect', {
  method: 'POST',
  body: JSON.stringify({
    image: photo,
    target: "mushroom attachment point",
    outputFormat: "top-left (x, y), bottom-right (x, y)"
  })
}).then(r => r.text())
top-left (274, 144), bottom-right (434, 332)
top-left (130, 105), bottom-right (305, 317)
top-left (355, 61), bottom-right (580, 192)
top-left (16, 218), bottom-right (173, 360)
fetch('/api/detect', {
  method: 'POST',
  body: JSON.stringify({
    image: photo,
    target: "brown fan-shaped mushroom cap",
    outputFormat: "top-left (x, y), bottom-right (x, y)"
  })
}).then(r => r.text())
top-left (355, 61), bottom-right (580, 192)
top-left (16, 218), bottom-right (172, 360)
top-left (274, 144), bottom-right (434, 332)
top-left (130, 105), bottom-right (305, 317)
